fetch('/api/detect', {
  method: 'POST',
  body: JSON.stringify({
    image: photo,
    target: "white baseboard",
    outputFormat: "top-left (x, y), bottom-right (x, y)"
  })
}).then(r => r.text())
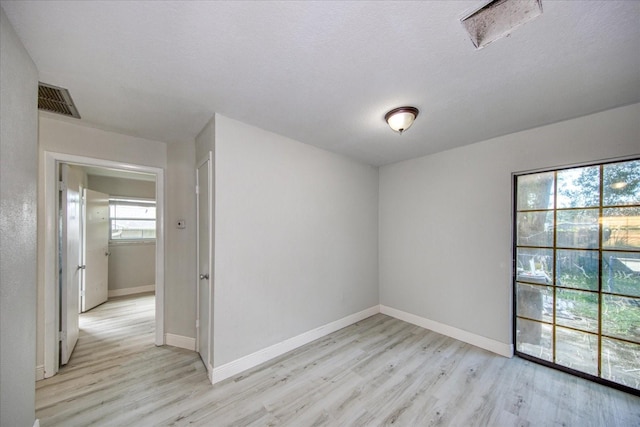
top-left (108, 284), bottom-right (155, 298)
top-left (211, 305), bottom-right (380, 384)
top-left (380, 305), bottom-right (513, 358)
top-left (165, 333), bottom-right (196, 351)
top-left (35, 364), bottom-right (45, 381)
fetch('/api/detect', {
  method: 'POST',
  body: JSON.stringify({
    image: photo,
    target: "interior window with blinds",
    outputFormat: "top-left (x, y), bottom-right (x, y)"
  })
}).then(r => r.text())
top-left (109, 198), bottom-right (156, 241)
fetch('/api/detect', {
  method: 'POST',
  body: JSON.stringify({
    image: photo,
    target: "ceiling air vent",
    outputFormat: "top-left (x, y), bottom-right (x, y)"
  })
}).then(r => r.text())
top-left (38, 82), bottom-right (81, 118)
top-left (461, 0), bottom-right (543, 49)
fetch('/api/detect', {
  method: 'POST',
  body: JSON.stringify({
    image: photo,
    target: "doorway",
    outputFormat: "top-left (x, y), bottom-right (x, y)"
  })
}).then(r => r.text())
top-left (514, 158), bottom-right (640, 393)
top-left (43, 151), bottom-right (165, 377)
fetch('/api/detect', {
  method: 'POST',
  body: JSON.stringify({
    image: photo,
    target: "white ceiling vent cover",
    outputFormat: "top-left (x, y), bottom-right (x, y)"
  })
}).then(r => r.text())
top-left (461, 0), bottom-right (543, 49)
top-left (38, 82), bottom-right (81, 118)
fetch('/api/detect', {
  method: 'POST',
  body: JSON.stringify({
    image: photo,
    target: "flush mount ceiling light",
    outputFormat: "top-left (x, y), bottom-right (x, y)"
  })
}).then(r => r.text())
top-left (461, 0), bottom-right (543, 49)
top-left (385, 107), bottom-right (419, 134)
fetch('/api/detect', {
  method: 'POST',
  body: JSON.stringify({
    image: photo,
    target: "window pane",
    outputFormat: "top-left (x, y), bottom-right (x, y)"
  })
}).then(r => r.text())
top-left (556, 209), bottom-right (600, 249)
top-left (110, 199), bottom-right (156, 241)
top-left (602, 295), bottom-right (640, 343)
top-left (517, 172), bottom-right (554, 211)
top-left (557, 166), bottom-right (599, 209)
top-left (555, 327), bottom-right (598, 376)
top-left (603, 160), bottom-right (640, 207)
top-left (111, 219), bottom-right (156, 240)
top-left (603, 251), bottom-right (640, 297)
top-left (556, 249), bottom-right (598, 291)
top-left (516, 318), bottom-right (552, 362)
top-left (517, 211), bottom-right (553, 247)
top-left (602, 207), bottom-right (640, 250)
top-left (516, 248), bottom-right (553, 285)
top-left (112, 204), bottom-right (156, 219)
top-left (516, 283), bottom-right (553, 323)
top-left (601, 338), bottom-right (640, 390)
top-left (556, 289), bottom-right (598, 333)
top-left (516, 162), bottom-right (640, 391)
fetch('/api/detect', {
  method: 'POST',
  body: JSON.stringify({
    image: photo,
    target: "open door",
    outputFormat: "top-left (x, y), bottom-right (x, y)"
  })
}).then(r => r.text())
top-left (196, 153), bottom-right (213, 377)
top-left (60, 164), bottom-right (81, 365)
top-left (82, 189), bottom-right (110, 312)
top-left (44, 152), bottom-right (166, 378)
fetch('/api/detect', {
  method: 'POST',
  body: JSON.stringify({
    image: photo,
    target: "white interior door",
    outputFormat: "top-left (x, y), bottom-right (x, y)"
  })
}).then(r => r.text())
top-left (197, 154), bottom-right (212, 376)
top-left (60, 164), bottom-right (81, 365)
top-left (82, 189), bottom-right (110, 312)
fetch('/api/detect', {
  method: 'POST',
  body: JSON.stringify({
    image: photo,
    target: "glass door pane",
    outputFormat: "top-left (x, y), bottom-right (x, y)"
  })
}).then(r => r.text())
top-left (514, 159), bottom-right (640, 393)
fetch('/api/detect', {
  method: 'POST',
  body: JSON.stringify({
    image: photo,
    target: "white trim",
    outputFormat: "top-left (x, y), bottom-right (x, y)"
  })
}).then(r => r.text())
top-left (380, 305), bottom-right (514, 358)
top-left (43, 151), bottom-right (166, 378)
top-left (165, 333), bottom-right (196, 351)
top-left (35, 365), bottom-right (45, 381)
top-left (33, 419), bottom-right (40, 427)
top-left (43, 152), bottom-right (58, 377)
top-left (211, 305), bottom-right (379, 384)
top-left (108, 285), bottom-right (156, 298)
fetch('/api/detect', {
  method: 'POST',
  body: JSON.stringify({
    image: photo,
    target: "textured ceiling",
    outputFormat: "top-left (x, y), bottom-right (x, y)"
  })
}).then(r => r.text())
top-left (3, 1), bottom-right (639, 166)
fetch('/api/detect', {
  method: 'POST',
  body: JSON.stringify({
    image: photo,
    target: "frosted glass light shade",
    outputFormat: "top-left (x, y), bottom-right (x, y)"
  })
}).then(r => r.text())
top-left (385, 107), bottom-right (419, 134)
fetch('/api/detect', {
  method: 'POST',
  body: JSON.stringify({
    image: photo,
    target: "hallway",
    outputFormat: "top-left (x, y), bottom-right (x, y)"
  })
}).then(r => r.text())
top-left (36, 293), bottom-right (205, 426)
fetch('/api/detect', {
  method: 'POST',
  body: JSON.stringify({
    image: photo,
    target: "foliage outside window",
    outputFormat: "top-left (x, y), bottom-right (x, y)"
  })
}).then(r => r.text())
top-left (515, 159), bottom-right (639, 392)
top-left (110, 198), bottom-right (156, 241)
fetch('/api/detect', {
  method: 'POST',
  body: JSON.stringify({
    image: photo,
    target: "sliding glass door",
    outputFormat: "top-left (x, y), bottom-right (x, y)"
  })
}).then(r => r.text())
top-left (514, 159), bottom-right (639, 393)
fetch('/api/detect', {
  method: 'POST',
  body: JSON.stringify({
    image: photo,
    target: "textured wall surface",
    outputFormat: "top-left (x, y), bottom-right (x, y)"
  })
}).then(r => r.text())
top-left (213, 114), bottom-right (379, 366)
top-left (165, 140), bottom-right (197, 338)
top-left (379, 104), bottom-right (640, 347)
top-left (108, 243), bottom-right (156, 291)
top-left (0, 7), bottom-right (39, 427)
top-left (88, 175), bottom-right (156, 199)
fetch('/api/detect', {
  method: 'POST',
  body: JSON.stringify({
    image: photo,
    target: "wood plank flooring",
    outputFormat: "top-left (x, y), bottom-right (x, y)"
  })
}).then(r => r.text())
top-left (36, 294), bottom-right (640, 426)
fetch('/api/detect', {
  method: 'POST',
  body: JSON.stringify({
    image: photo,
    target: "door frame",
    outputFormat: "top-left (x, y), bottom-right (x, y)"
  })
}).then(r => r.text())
top-left (196, 151), bottom-right (213, 379)
top-left (43, 151), bottom-right (165, 377)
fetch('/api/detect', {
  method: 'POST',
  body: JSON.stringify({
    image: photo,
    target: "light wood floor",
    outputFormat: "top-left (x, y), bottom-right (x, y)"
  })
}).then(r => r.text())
top-left (36, 294), bottom-right (639, 426)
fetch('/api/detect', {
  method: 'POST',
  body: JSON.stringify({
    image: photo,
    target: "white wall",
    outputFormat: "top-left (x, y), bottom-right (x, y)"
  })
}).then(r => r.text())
top-left (107, 243), bottom-right (156, 291)
top-left (0, 6), bottom-right (38, 426)
top-left (165, 140), bottom-right (197, 339)
top-left (69, 164), bottom-right (88, 189)
top-left (379, 103), bottom-right (640, 353)
top-left (88, 175), bottom-right (155, 199)
top-left (195, 115), bottom-right (215, 164)
top-left (38, 114), bottom-right (168, 166)
top-left (213, 114), bottom-right (379, 366)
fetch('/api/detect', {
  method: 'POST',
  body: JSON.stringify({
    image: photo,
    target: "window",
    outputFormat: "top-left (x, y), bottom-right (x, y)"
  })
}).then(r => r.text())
top-left (109, 198), bottom-right (156, 241)
top-left (514, 159), bottom-right (639, 393)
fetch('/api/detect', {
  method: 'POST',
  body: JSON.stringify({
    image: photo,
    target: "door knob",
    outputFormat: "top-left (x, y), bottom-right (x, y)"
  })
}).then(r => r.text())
top-left (77, 265), bottom-right (86, 270)
top-left (199, 273), bottom-right (209, 280)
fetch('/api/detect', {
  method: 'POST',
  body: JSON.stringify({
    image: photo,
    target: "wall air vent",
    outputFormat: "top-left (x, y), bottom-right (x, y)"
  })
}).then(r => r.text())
top-left (461, 0), bottom-right (543, 49)
top-left (38, 82), bottom-right (81, 118)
